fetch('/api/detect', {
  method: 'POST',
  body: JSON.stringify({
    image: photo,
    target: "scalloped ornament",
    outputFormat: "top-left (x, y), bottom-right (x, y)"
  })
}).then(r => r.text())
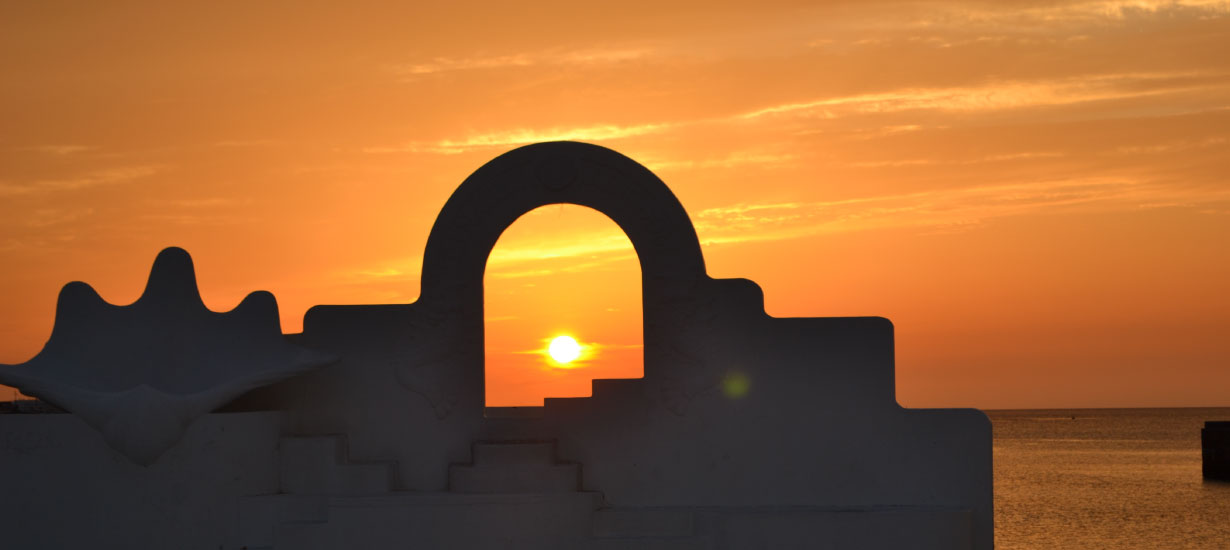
top-left (0, 247), bottom-right (335, 465)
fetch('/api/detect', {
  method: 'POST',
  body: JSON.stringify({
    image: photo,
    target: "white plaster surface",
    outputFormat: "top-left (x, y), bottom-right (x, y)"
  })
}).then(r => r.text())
top-left (0, 248), bottom-right (335, 464)
top-left (0, 142), bottom-right (993, 549)
top-left (0, 412), bottom-right (280, 549)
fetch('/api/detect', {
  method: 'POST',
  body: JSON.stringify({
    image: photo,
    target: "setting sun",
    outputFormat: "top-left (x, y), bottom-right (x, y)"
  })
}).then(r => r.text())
top-left (484, 205), bottom-right (643, 407)
top-left (547, 335), bottom-right (582, 365)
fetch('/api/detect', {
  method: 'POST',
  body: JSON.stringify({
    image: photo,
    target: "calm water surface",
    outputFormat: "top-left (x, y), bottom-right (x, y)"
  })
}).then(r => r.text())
top-left (990, 408), bottom-right (1230, 549)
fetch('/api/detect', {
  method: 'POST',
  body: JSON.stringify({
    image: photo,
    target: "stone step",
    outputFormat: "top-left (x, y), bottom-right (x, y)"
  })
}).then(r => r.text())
top-left (277, 495), bottom-right (330, 524)
top-left (236, 495), bottom-right (328, 550)
top-left (583, 536), bottom-right (712, 550)
top-left (279, 435), bottom-right (395, 494)
top-left (541, 396), bottom-right (590, 417)
top-left (274, 493), bottom-right (603, 550)
top-left (449, 463), bottom-right (580, 493)
top-left (593, 508), bottom-right (694, 538)
top-left (590, 378), bottom-right (644, 402)
top-left (274, 520), bottom-right (332, 550)
top-left (472, 441), bottom-right (556, 466)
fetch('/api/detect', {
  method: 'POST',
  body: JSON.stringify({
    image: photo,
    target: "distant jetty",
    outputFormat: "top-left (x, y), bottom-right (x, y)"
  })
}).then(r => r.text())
top-left (1203, 421), bottom-right (1230, 481)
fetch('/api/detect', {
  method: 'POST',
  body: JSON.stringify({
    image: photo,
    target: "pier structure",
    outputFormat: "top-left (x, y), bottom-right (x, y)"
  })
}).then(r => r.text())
top-left (1203, 421), bottom-right (1230, 481)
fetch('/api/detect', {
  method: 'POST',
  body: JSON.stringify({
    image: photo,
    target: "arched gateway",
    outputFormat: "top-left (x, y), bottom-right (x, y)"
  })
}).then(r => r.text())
top-left (418, 142), bottom-right (701, 407)
top-left (422, 141), bottom-right (705, 305)
top-left (0, 142), bottom-right (993, 549)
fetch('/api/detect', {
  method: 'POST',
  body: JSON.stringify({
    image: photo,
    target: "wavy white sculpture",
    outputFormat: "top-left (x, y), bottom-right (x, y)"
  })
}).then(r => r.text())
top-left (0, 247), bottom-right (335, 465)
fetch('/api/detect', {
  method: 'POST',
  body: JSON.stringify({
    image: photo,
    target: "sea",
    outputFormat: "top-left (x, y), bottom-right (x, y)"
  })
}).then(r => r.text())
top-left (990, 408), bottom-right (1230, 549)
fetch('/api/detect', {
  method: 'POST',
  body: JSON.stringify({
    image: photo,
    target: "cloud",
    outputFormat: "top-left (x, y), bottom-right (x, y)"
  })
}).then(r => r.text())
top-left (693, 176), bottom-right (1230, 244)
top-left (487, 234), bottom-right (636, 266)
top-left (848, 151), bottom-right (1064, 168)
top-left (153, 197), bottom-right (239, 208)
top-left (1109, 136), bottom-right (1227, 156)
top-left (212, 139), bottom-right (280, 148)
top-left (738, 71), bottom-right (1227, 120)
top-left (364, 122), bottom-right (672, 154)
top-left (369, 67), bottom-right (1226, 158)
top-left (357, 268), bottom-right (408, 278)
top-left (643, 152), bottom-right (798, 172)
top-left (15, 145), bottom-right (96, 155)
top-left (23, 207), bottom-right (95, 228)
top-left (343, 229), bottom-right (640, 286)
top-left (487, 253), bottom-right (639, 279)
top-left (369, 174), bottom-right (1178, 276)
top-left (509, 340), bottom-right (642, 356)
top-left (0, 166), bottom-right (161, 197)
top-left (391, 46), bottom-right (654, 77)
top-left (136, 213), bottom-right (250, 226)
top-left (860, 0), bottom-right (1230, 33)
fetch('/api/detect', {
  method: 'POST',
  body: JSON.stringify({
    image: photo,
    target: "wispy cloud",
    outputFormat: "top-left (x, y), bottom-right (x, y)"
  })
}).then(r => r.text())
top-left (343, 229), bottom-right (639, 285)
top-left (508, 340), bottom-right (642, 368)
top-left (487, 234), bottom-right (636, 266)
top-left (15, 145), bottom-right (96, 155)
top-left (22, 207), bottom-right (95, 228)
top-left (739, 71), bottom-right (1227, 120)
top-left (859, 0), bottom-right (1230, 33)
top-left (364, 122), bottom-right (672, 154)
top-left (137, 213), bottom-right (250, 226)
top-left (1108, 136), bottom-right (1227, 155)
top-left (212, 139), bottom-right (281, 148)
top-left (357, 267), bottom-right (410, 278)
top-left (392, 46), bottom-right (654, 77)
top-left (977, 0), bottom-right (1229, 24)
top-left (488, 253), bottom-right (639, 279)
top-left (848, 151), bottom-right (1064, 168)
top-left (643, 152), bottom-right (798, 172)
top-left (342, 166), bottom-right (1229, 286)
top-left (694, 176), bottom-right (1230, 244)
top-left (153, 197), bottom-right (240, 208)
top-left (0, 165), bottom-right (161, 197)
top-left (370, 67), bottom-right (1225, 157)
top-left (336, 256), bottom-right (425, 288)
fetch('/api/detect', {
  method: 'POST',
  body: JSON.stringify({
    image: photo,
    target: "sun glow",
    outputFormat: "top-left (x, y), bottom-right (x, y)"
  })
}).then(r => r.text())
top-left (547, 335), bottom-right (582, 364)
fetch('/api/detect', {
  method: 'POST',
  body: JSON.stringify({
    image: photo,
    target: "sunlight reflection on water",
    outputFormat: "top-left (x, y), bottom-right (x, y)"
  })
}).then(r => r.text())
top-left (990, 408), bottom-right (1230, 550)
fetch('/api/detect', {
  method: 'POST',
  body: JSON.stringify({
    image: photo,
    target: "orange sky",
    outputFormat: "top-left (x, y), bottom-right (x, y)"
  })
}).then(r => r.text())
top-left (1, 1), bottom-right (1228, 409)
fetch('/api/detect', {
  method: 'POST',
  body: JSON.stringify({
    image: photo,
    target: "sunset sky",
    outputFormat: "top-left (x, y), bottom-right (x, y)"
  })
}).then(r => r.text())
top-left (1, 1), bottom-right (1227, 409)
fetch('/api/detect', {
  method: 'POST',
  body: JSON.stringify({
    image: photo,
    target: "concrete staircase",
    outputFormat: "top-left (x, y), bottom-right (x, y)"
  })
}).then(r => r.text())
top-left (233, 433), bottom-right (976, 549)
top-left (236, 494), bottom-right (329, 550)
top-left (236, 437), bottom-right (720, 549)
top-left (278, 434), bottom-right (397, 494)
top-left (588, 508), bottom-right (710, 549)
top-left (272, 492), bottom-right (602, 549)
top-left (449, 440), bottom-right (581, 493)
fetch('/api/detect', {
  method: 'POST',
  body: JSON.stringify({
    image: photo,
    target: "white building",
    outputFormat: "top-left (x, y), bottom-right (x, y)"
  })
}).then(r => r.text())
top-left (0, 142), bottom-right (992, 549)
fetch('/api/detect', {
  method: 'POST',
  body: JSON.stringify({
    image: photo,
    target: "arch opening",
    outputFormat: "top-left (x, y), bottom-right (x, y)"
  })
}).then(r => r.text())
top-left (483, 204), bottom-right (644, 408)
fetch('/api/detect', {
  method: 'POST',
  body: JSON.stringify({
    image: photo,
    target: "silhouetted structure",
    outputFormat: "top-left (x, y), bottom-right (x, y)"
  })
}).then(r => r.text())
top-left (0, 142), bottom-right (992, 549)
top-left (1203, 421), bottom-right (1230, 481)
